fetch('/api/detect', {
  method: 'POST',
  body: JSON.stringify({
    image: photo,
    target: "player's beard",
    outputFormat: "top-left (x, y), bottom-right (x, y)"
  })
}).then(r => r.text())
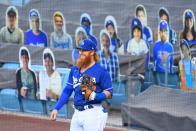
top-left (76, 54), bottom-right (91, 69)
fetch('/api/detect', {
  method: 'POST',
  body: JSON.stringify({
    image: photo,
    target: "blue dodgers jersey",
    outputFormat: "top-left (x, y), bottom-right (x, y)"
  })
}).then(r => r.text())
top-left (25, 30), bottom-right (48, 47)
top-left (143, 26), bottom-right (153, 44)
top-left (186, 39), bottom-right (196, 47)
top-left (66, 63), bottom-right (112, 106)
top-left (153, 41), bottom-right (174, 73)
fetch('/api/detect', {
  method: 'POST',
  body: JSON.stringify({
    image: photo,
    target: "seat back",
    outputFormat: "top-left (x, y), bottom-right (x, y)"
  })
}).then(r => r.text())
top-left (110, 79), bottom-right (127, 109)
top-left (0, 89), bottom-right (20, 112)
top-left (2, 63), bottom-right (19, 69)
top-left (22, 98), bottom-right (45, 115)
top-left (156, 72), bottom-right (180, 89)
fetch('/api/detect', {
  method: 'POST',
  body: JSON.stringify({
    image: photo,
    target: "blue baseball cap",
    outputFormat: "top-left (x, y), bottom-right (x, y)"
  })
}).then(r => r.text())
top-left (159, 20), bottom-right (168, 31)
top-left (77, 39), bottom-right (97, 51)
top-left (82, 17), bottom-right (90, 24)
top-left (185, 11), bottom-right (193, 19)
top-left (29, 10), bottom-right (39, 19)
top-left (21, 49), bottom-right (29, 57)
top-left (131, 18), bottom-right (142, 30)
top-left (106, 20), bottom-right (114, 28)
top-left (7, 7), bottom-right (16, 17)
top-left (130, 18), bottom-right (143, 38)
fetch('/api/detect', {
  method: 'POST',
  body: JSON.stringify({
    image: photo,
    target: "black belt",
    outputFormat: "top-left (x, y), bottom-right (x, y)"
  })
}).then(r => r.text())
top-left (74, 105), bottom-right (94, 111)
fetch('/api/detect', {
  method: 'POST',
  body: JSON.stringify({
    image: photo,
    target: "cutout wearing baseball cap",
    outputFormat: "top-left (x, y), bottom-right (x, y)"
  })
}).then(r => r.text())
top-left (185, 11), bottom-right (193, 19)
top-left (29, 9), bottom-right (39, 19)
top-left (131, 18), bottom-right (143, 38)
top-left (82, 17), bottom-right (90, 25)
top-left (159, 20), bottom-right (168, 31)
top-left (21, 49), bottom-right (29, 58)
top-left (106, 20), bottom-right (114, 28)
top-left (7, 7), bottom-right (16, 17)
top-left (131, 18), bottom-right (142, 30)
top-left (77, 39), bottom-right (97, 51)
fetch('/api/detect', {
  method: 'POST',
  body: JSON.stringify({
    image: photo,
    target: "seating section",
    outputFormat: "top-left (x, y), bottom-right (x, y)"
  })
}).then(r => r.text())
top-left (0, 89), bottom-right (20, 112)
top-left (0, 62), bottom-right (181, 113)
top-left (22, 98), bottom-right (45, 115)
top-left (0, 88), bottom-right (69, 118)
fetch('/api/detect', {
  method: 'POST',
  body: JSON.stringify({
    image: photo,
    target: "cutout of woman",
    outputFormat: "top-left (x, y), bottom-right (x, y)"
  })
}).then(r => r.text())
top-left (104, 15), bottom-right (123, 53)
top-left (179, 9), bottom-right (196, 47)
top-left (179, 39), bottom-right (196, 92)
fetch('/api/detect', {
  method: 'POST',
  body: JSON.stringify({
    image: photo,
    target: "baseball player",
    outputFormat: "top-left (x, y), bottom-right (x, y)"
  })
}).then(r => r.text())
top-left (50, 39), bottom-right (112, 131)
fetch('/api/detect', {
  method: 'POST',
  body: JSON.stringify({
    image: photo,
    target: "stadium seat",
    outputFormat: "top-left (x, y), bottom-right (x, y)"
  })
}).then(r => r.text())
top-left (59, 68), bottom-right (71, 90)
top-left (155, 72), bottom-right (180, 89)
top-left (31, 65), bottom-right (44, 72)
top-left (110, 79), bottom-right (127, 109)
top-left (141, 69), bottom-right (156, 92)
top-left (110, 75), bottom-right (143, 109)
top-left (2, 63), bottom-right (19, 69)
top-left (56, 68), bottom-right (70, 74)
top-left (0, 89), bottom-right (20, 112)
top-left (46, 100), bottom-right (68, 118)
top-left (21, 98), bottom-right (45, 115)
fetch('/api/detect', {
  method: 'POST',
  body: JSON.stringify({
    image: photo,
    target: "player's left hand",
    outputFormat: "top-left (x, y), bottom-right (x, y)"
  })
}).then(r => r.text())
top-left (80, 74), bottom-right (96, 100)
top-left (89, 91), bottom-right (96, 100)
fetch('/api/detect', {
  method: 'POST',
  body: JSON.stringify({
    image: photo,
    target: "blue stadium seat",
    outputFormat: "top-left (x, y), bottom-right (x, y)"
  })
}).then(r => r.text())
top-left (155, 72), bottom-right (180, 89)
top-left (0, 93), bottom-right (2, 110)
top-left (22, 98), bottom-right (45, 115)
top-left (110, 80), bottom-right (127, 109)
top-left (141, 69), bottom-right (155, 92)
top-left (0, 89), bottom-right (20, 112)
top-left (56, 68), bottom-right (70, 74)
top-left (46, 100), bottom-right (68, 118)
top-left (31, 65), bottom-right (44, 72)
top-left (59, 68), bottom-right (71, 90)
top-left (2, 63), bottom-right (19, 69)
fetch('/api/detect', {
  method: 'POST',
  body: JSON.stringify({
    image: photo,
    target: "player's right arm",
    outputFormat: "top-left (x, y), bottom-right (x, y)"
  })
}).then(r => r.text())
top-left (50, 67), bottom-right (74, 120)
top-left (50, 84), bottom-right (73, 121)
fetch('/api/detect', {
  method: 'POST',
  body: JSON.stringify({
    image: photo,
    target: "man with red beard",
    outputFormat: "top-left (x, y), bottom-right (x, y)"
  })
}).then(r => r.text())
top-left (50, 39), bottom-right (112, 131)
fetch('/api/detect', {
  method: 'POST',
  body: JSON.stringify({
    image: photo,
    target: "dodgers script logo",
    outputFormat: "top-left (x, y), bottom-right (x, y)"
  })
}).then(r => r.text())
top-left (73, 76), bottom-right (96, 88)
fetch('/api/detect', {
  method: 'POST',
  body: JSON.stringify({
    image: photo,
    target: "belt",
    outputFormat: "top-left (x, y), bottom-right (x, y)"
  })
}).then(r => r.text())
top-left (74, 105), bottom-right (94, 111)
